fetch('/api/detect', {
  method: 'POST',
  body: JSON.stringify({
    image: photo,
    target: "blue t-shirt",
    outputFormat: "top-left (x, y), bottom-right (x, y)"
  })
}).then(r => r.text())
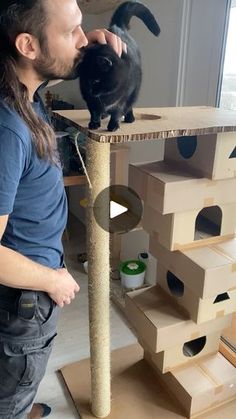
top-left (0, 92), bottom-right (68, 269)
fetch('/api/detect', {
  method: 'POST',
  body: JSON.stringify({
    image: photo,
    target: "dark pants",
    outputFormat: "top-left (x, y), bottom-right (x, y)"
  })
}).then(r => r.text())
top-left (0, 286), bottom-right (60, 418)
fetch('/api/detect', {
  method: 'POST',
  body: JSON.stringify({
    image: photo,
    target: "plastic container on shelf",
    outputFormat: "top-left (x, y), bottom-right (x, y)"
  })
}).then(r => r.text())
top-left (119, 260), bottom-right (146, 289)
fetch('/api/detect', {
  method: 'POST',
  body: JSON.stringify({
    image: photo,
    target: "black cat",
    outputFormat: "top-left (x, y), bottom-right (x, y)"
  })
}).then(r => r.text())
top-left (78, 1), bottom-right (160, 132)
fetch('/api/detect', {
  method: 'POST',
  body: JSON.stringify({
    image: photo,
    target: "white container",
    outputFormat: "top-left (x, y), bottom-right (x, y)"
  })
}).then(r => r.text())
top-left (120, 260), bottom-right (146, 289)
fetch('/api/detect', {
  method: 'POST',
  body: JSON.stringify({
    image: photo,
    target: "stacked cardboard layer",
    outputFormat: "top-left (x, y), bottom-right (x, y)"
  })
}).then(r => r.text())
top-left (129, 159), bottom-right (236, 250)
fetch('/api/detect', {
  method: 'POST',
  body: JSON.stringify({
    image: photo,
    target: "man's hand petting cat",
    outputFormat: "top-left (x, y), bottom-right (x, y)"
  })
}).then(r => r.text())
top-left (86, 29), bottom-right (127, 57)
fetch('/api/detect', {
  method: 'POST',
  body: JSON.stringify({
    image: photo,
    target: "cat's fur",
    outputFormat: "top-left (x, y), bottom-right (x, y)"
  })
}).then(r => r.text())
top-left (78, 1), bottom-right (160, 132)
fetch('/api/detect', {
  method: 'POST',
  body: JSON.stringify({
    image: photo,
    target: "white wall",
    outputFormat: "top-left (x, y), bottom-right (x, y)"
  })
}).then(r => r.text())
top-left (124, 0), bottom-right (184, 107)
top-left (179, 0), bottom-right (229, 106)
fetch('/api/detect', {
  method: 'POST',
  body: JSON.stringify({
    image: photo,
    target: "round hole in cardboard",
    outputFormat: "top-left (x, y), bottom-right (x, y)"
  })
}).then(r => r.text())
top-left (183, 336), bottom-right (207, 357)
top-left (177, 135), bottom-right (197, 159)
top-left (166, 270), bottom-right (184, 297)
top-left (136, 113), bottom-right (162, 121)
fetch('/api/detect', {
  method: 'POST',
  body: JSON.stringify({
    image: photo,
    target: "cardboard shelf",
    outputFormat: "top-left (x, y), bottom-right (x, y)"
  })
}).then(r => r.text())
top-left (55, 106), bottom-right (236, 143)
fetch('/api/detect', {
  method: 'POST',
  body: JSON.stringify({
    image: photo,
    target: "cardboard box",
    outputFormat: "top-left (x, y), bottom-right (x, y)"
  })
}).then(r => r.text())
top-left (148, 351), bottom-right (236, 418)
top-left (129, 160), bottom-right (236, 214)
top-left (149, 236), bottom-right (236, 298)
top-left (143, 203), bottom-right (236, 251)
top-left (164, 132), bottom-right (236, 180)
top-left (156, 264), bottom-right (236, 324)
top-left (125, 286), bottom-right (232, 353)
top-left (142, 330), bottom-right (221, 373)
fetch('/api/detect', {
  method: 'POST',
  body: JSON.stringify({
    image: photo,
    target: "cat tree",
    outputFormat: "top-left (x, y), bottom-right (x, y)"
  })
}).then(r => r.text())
top-left (57, 106), bottom-right (236, 419)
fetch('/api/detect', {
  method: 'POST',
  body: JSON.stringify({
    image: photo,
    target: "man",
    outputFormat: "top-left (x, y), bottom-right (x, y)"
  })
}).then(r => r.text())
top-left (0, 1), bottom-right (125, 418)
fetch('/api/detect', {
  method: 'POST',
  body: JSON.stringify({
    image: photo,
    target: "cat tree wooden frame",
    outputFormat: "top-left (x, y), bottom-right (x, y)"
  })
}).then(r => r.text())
top-left (57, 106), bottom-right (236, 419)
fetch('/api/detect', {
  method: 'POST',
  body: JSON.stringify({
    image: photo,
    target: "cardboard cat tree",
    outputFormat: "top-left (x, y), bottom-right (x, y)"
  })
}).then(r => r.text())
top-left (128, 128), bottom-right (236, 417)
top-left (56, 106), bottom-right (236, 419)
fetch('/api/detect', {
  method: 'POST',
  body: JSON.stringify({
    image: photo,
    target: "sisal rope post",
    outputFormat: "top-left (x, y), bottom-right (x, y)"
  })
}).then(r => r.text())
top-left (86, 137), bottom-right (111, 418)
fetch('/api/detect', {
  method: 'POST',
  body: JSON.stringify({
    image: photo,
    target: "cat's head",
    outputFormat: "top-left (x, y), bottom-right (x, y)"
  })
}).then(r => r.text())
top-left (78, 44), bottom-right (125, 97)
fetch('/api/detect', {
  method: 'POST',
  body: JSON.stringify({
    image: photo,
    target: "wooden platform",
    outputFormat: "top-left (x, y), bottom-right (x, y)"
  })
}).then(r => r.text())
top-left (55, 106), bottom-right (236, 143)
top-left (60, 344), bottom-right (236, 419)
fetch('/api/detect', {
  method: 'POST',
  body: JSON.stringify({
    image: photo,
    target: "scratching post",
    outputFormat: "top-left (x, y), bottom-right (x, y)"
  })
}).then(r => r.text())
top-left (86, 137), bottom-right (111, 418)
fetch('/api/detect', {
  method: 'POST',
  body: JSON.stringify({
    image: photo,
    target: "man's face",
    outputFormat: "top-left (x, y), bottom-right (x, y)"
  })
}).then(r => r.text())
top-left (34, 0), bottom-right (88, 80)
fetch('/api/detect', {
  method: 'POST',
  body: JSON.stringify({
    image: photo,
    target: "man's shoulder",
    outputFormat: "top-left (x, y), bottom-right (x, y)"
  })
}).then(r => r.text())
top-left (0, 100), bottom-right (31, 144)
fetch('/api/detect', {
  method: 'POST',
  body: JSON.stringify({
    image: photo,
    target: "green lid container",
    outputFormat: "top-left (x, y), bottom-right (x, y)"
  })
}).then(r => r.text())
top-left (120, 260), bottom-right (146, 275)
top-left (120, 260), bottom-right (146, 289)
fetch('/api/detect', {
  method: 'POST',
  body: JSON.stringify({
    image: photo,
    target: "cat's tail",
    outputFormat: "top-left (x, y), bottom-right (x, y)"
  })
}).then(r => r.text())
top-left (110, 1), bottom-right (160, 36)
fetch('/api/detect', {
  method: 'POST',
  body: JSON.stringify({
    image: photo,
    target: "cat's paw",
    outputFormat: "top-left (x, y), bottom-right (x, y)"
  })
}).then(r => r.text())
top-left (107, 121), bottom-right (120, 132)
top-left (89, 121), bottom-right (101, 130)
top-left (124, 112), bottom-right (135, 123)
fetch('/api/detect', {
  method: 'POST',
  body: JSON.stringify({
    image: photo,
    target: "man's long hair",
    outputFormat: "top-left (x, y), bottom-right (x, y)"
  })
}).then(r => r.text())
top-left (0, 0), bottom-right (57, 163)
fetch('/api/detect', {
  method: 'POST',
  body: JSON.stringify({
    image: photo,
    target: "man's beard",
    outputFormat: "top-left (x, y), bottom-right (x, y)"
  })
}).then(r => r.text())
top-left (34, 49), bottom-right (81, 81)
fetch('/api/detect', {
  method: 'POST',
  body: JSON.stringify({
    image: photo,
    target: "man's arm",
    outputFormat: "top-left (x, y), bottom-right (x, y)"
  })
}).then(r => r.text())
top-left (0, 215), bottom-right (79, 307)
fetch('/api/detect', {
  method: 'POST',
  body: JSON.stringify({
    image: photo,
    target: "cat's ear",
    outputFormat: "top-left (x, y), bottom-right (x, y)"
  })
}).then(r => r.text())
top-left (96, 56), bottom-right (113, 72)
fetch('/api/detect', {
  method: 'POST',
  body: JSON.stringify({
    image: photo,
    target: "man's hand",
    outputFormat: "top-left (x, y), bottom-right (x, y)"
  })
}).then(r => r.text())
top-left (49, 268), bottom-right (80, 307)
top-left (86, 28), bottom-right (127, 57)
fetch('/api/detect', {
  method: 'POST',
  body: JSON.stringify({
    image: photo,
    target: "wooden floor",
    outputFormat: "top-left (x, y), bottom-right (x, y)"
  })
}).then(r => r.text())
top-left (35, 216), bottom-right (137, 418)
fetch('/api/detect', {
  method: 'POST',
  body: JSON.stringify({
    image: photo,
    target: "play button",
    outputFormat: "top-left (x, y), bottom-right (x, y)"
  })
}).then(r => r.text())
top-left (110, 200), bottom-right (128, 218)
top-left (93, 185), bottom-right (143, 234)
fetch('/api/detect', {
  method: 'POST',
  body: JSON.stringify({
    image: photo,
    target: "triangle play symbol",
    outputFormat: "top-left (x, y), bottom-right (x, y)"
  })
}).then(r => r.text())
top-left (110, 200), bottom-right (128, 219)
top-left (229, 147), bottom-right (236, 158)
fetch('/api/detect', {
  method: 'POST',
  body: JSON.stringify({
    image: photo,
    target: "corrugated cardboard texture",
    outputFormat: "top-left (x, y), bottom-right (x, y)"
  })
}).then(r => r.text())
top-left (55, 107), bottom-right (236, 143)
